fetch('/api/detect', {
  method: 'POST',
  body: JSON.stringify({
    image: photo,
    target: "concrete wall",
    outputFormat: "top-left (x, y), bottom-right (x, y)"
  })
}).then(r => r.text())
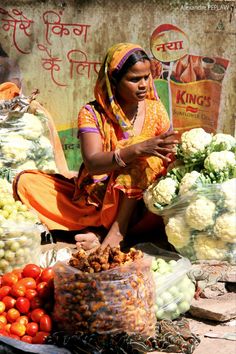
top-left (1, 0), bottom-right (235, 169)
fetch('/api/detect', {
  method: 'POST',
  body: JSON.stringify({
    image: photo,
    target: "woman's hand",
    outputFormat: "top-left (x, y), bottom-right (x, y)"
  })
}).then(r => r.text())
top-left (138, 130), bottom-right (179, 162)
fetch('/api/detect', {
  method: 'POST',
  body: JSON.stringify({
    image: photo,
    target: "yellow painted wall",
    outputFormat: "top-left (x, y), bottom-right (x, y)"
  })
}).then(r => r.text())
top-left (1, 0), bottom-right (235, 169)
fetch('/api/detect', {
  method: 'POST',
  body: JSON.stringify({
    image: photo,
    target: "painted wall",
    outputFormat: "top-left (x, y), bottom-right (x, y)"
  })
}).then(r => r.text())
top-left (1, 0), bottom-right (235, 170)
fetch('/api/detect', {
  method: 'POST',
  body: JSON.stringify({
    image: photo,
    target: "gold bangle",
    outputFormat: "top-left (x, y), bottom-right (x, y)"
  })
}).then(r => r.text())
top-left (114, 148), bottom-right (127, 167)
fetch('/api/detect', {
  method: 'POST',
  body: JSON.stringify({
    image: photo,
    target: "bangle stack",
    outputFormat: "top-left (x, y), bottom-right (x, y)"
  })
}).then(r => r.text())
top-left (114, 148), bottom-right (127, 167)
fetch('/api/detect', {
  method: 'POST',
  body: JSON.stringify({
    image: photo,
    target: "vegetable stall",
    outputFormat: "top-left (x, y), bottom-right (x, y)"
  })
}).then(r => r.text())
top-left (0, 89), bottom-right (235, 353)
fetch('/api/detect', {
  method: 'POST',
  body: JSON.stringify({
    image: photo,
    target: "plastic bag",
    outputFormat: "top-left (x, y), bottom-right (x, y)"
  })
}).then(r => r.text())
top-left (0, 97), bottom-right (69, 181)
top-left (154, 181), bottom-right (236, 263)
top-left (135, 243), bottom-right (195, 320)
top-left (0, 221), bottom-right (43, 274)
top-left (52, 255), bottom-right (156, 337)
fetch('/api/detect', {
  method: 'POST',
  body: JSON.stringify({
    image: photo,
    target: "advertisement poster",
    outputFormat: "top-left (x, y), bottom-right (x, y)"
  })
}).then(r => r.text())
top-left (150, 23), bottom-right (230, 135)
top-left (0, 0), bottom-right (235, 170)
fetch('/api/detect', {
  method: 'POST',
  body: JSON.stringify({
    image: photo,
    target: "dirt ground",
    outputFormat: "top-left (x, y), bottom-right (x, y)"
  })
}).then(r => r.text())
top-left (41, 241), bottom-right (236, 354)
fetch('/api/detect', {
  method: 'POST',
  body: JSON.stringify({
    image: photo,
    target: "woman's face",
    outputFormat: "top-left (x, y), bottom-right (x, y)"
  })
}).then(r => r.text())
top-left (115, 59), bottom-right (151, 105)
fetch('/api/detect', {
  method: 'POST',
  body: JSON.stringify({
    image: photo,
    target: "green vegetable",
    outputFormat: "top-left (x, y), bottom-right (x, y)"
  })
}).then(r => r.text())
top-left (152, 257), bottom-right (195, 320)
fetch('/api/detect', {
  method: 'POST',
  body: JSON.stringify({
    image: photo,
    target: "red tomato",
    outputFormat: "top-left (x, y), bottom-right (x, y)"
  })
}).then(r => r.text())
top-left (0, 286), bottom-right (11, 299)
top-left (25, 288), bottom-right (37, 301)
top-left (9, 333), bottom-right (21, 340)
top-left (0, 301), bottom-right (6, 314)
top-left (6, 308), bottom-right (20, 323)
top-left (30, 296), bottom-right (43, 310)
top-left (40, 268), bottom-right (54, 283)
top-left (2, 272), bottom-right (18, 287)
top-left (30, 308), bottom-right (45, 323)
top-left (21, 334), bottom-right (33, 343)
top-left (5, 323), bottom-right (11, 333)
top-left (17, 277), bottom-right (36, 290)
top-left (39, 314), bottom-right (52, 332)
top-left (0, 315), bottom-right (7, 325)
top-left (0, 322), bottom-right (5, 330)
top-left (32, 331), bottom-right (49, 344)
top-left (12, 268), bottom-right (23, 280)
top-left (22, 264), bottom-right (41, 280)
top-left (37, 282), bottom-right (51, 299)
top-left (10, 322), bottom-right (26, 337)
top-left (16, 315), bottom-right (29, 326)
top-left (2, 296), bottom-right (16, 310)
top-left (0, 329), bottom-right (9, 336)
top-left (15, 297), bottom-right (30, 314)
top-left (26, 321), bottom-right (39, 336)
top-left (10, 283), bottom-right (26, 298)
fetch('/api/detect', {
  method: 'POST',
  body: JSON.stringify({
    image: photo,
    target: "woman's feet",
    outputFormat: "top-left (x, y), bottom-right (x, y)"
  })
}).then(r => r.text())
top-left (74, 231), bottom-right (101, 252)
top-left (74, 225), bottom-right (123, 253)
top-left (101, 221), bottom-right (124, 249)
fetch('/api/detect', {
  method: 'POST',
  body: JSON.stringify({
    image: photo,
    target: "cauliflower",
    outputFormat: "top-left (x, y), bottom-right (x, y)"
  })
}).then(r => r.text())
top-left (194, 233), bottom-right (228, 260)
top-left (143, 185), bottom-right (161, 214)
top-left (185, 196), bottom-right (216, 230)
top-left (177, 128), bottom-right (212, 165)
top-left (16, 160), bottom-right (37, 171)
top-left (144, 177), bottom-right (178, 211)
top-left (17, 113), bottom-right (44, 140)
top-left (214, 212), bottom-right (236, 244)
top-left (178, 171), bottom-right (210, 195)
top-left (208, 133), bottom-right (236, 153)
top-left (204, 151), bottom-right (235, 172)
top-left (204, 151), bottom-right (236, 182)
top-left (221, 178), bottom-right (236, 210)
top-left (37, 160), bottom-right (58, 173)
top-left (0, 133), bottom-right (33, 163)
top-left (0, 177), bottom-right (12, 193)
top-left (165, 215), bottom-right (191, 248)
top-left (31, 136), bottom-right (55, 162)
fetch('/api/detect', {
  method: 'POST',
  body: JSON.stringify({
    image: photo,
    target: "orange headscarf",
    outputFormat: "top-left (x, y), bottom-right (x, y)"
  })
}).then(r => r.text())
top-left (94, 43), bottom-right (159, 137)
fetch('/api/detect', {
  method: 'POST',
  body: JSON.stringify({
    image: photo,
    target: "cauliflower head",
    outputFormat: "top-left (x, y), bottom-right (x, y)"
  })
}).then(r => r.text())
top-left (37, 160), bottom-right (58, 173)
top-left (178, 128), bottom-right (212, 164)
top-left (194, 233), bottom-right (228, 261)
top-left (148, 177), bottom-right (178, 207)
top-left (143, 185), bottom-right (161, 214)
top-left (208, 133), bottom-right (236, 153)
top-left (179, 171), bottom-right (204, 195)
top-left (204, 151), bottom-right (236, 182)
top-left (185, 196), bottom-right (216, 231)
top-left (0, 177), bottom-right (12, 193)
top-left (16, 160), bottom-right (37, 171)
top-left (34, 136), bottom-right (54, 159)
top-left (204, 151), bottom-right (236, 172)
top-left (165, 215), bottom-right (191, 248)
top-left (0, 133), bottom-right (33, 163)
top-left (221, 178), bottom-right (236, 210)
top-left (214, 212), bottom-right (236, 244)
top-left (17, 113), bottom-right (44, 140)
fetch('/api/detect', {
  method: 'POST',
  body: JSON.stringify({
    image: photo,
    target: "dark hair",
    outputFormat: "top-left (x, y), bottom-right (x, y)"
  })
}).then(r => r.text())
top-left (112, 50), bottom-right (150, 83)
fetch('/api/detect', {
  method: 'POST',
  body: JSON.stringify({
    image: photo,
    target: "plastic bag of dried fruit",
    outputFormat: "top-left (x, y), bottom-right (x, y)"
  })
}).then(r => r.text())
top-left (52, 246), bottom-right (156, 338)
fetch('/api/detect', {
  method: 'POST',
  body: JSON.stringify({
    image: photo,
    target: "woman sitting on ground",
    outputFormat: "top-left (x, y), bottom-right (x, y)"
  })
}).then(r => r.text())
top-left (13, 42), bottom-right (178, 252)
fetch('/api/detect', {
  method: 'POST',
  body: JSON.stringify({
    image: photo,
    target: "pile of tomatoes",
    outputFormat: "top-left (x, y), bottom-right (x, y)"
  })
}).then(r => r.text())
top-left (0, 263), bottom-right (55, 344)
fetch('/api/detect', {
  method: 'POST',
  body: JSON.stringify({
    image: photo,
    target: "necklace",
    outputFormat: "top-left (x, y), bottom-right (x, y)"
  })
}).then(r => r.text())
top-left (130, 104), bottom-right (139, 126)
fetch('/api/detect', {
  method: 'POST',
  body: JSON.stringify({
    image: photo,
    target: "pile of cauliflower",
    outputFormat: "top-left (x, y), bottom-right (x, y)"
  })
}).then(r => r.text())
top-left (144, 128), bottom-right (236, 263)
top-left (0, 111), bottom-right (58, 181)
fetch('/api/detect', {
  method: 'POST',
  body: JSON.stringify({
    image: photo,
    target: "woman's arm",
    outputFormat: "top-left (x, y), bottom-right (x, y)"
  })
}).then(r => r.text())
top-left (80, 132), bottom-right (116, 175)
top-left (80, 130), bottom-right (178, 175)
